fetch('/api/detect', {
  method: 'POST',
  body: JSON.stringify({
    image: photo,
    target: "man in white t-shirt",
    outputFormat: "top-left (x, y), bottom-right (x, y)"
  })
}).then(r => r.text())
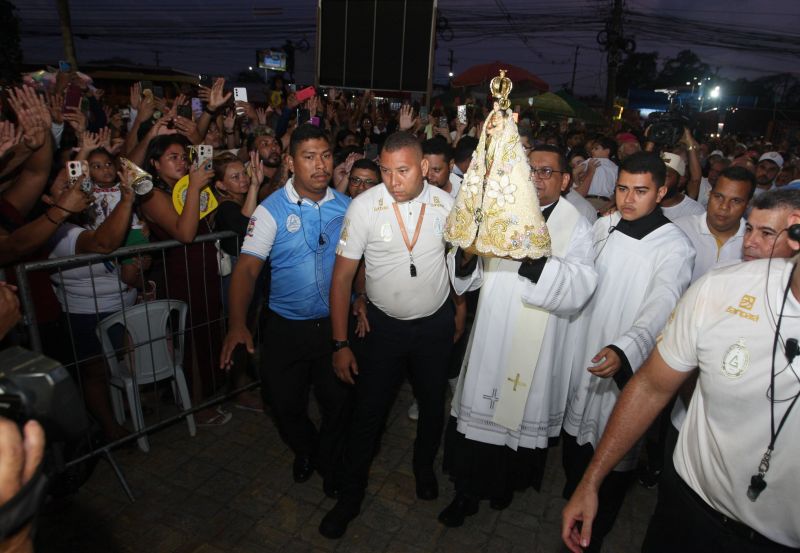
top-left (320, 132), bottom-right (456, 539)
top-left (659, 152), bottom-right (704, 221)
top-left (562, 245), bottom-right (800, 553)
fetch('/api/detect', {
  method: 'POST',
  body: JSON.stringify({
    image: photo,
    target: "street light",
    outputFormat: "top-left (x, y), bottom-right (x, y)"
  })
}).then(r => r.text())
top-left (448, 71), bottom-right (454, 77)
top-left (710, 86), bottom-right (720, 98)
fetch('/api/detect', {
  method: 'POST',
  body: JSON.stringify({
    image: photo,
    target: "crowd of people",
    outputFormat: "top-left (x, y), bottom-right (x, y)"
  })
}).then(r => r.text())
top-left (0, 68), bottom-right (798, 551)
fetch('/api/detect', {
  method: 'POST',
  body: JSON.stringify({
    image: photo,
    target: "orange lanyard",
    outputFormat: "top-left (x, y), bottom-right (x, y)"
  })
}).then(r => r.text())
top-left (391, 202), bottom-right (426, 277)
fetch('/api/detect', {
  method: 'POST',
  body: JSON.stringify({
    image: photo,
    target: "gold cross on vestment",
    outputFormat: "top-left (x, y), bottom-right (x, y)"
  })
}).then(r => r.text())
top-left (507, 373), bottom-right (527, 392)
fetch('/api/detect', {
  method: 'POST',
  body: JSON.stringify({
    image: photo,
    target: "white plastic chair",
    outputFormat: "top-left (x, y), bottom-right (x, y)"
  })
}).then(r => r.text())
top-left (96, 300), bottom-right (196, 452)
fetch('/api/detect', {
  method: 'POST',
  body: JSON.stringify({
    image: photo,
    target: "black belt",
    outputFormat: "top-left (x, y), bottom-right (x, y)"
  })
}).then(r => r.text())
top-left (677, 474), bottom-right (788, 547)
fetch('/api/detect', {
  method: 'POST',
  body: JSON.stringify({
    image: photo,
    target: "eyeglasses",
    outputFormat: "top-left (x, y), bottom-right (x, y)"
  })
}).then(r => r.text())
top-left (348, 176), bottom-right (377, 187)
top-left (531, 167), bottom-right (566, 179)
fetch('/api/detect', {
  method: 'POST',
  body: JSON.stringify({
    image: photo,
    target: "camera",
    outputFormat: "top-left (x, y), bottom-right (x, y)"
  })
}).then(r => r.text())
top-left (646, 109), bottom-right (693, 146)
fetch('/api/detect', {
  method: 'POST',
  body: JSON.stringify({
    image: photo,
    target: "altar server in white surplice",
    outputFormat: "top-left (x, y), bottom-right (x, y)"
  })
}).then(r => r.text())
top-left (561, 151), bottom-right (695, 553)
top-left (438, 146), bottom-right (597, 528)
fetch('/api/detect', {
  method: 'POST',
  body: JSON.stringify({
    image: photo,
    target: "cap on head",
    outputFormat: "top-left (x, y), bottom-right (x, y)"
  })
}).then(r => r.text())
top-left (661, 152), bottom-right (686, 177)
top-left (759, 151), bottom-right (784, 169)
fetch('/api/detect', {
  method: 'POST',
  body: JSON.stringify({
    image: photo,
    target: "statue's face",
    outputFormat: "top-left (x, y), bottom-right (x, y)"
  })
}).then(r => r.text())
top-left (486, 111), bottom-right (504, 137)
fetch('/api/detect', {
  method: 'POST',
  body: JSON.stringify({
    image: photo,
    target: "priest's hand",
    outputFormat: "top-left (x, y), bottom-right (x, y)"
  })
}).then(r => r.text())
top-left (333, 348), bottom-right (359, 385)
top-left (587, 347), bottom-right (621, 378)
top-left (561, 478), bottom-right (599, 553)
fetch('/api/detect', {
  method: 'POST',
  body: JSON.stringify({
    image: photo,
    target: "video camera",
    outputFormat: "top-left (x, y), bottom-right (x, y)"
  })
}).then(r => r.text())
top-left (0, 347), bottom-right (88, 442)
top-left (646, 108), bottom-right (694, 146)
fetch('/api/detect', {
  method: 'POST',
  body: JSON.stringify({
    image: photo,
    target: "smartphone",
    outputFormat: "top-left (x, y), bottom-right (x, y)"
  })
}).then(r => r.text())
top-left (67, 160), bottom-right (83, 180)
top-left (58, 60), bottom-right (71, 72)
top-left (457, 105), bottom-right (467, 125)
top-left (64, 84), bottom-right (82, 110)
top-left (234, 87), bottom-right (248, 103)
top-left (177, 104), bottom-right (192, 119)
top-left (298, 108), bottom-right (311, 125)
top-left (80, 97), bottom-right (89, 113)
top-left (309, 116), bottom-right (320, 127)
top-left (120, 108), bottom-right (131, 119)
top-left (419, 106), bottom-right (428, 121)
top-left (189, 145), bottom-right (213, 170)
top-left (438, 116), bottom-right (448, 128)
top-left (364, 143), bottom-right (378, 160)
top-left (191, 97), bottom-right (202, 114)
top-left (287, 83), bottom-right (297, 93)
top-left (295, 86), bottom-right (316, 103)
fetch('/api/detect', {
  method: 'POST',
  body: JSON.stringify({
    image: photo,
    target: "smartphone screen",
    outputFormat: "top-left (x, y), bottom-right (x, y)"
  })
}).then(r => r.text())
top-left (177, 104), bottom-right (192, 119)
top-left (419, 106), bottom-right (428, 121)
top-left (64, 84), bottom-right (82, 109)
top-left (58, 60), bottom-right (71, 72)
top-left (457, 105), bottom-right (467, 125)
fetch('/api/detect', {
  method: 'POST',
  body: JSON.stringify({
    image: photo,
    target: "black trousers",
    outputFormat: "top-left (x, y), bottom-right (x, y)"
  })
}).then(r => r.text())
top-left (261, 312), bottom-right (352, 482)
top-left (562, 431), bottom-right (634, 553)
top-left (341, 300), bottom-right (454, 502)
top-left (642, 457), bottom-right (800, 553)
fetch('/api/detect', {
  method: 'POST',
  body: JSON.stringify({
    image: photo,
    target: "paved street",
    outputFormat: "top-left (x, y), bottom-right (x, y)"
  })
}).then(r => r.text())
top-left (36, 384), bottom-right (656, 552)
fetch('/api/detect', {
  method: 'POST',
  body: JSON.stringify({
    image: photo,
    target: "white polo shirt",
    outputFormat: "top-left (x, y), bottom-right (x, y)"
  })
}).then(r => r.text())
top-left (673, 213), bottom-right (745, 284)
top-left (658, 258), bottom-right (800, 547)
top-left (337, 182), bottom-right (453, 320)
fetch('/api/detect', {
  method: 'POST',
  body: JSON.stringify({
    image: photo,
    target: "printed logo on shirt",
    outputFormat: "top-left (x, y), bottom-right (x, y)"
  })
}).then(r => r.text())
top-left (246, 216), bottom-right (257, 237)
top-left (380, 222), bottom-right (393, 242)
top-left (725, 305), bottom-right (759, 322)
top-left (721, 338), bottom-right (750, 379)
top-left (432, 195), bottom-right (443, 208)
top-left (374, 198), bottom-right (388, 212)
top-left (434, 216), bottom-right (444, 236)
top-left (339, 217), bottom-right (350, 245)
top-left (739, 295), bottom-right (756, 310)
top-left (286, 214), bottom-right (301, 233)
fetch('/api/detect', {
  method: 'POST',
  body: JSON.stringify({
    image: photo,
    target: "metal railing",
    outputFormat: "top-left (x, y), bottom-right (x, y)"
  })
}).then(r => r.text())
top-left (11, 231), bottom-right (264, 500)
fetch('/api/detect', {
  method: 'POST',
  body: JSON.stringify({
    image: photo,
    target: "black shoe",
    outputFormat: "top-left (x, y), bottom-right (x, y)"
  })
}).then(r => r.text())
top-left (489, 491), bottom-right (513, 510)
top-left (438, 493), bottom-right (479, 527)
top-left (323, 479), bottom-right (339, 499)
top-left (293, 455), bottom-right (314, 483)
top-left (319, 500), bottom-right (360, 539)
top-left (415, 472), bottom-right (439, 500)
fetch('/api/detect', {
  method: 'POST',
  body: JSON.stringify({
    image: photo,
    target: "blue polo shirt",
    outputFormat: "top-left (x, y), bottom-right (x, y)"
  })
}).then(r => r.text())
top-left (240, 180), bottom-right (350, 320)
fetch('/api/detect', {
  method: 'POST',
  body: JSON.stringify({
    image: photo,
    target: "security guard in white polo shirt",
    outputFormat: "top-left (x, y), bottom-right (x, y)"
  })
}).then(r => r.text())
top-left (319, 131), bottom-right (456, 539)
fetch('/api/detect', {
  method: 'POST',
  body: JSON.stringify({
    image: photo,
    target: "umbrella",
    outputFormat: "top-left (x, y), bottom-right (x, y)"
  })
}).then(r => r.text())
top-left (451, 61), bottom-right (549, 92)
top-left (531, 92), bottom-right (575, 117)
top-left (555, 90), bottom-right (606, 125)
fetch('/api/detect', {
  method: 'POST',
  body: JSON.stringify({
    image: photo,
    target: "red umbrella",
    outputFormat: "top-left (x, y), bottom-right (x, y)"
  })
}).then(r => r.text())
top-left (451, 61), bottom-right (549, 92)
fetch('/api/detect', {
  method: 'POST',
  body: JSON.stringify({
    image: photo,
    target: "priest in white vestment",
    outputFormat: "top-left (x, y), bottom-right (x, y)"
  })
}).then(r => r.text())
top-left (438, 146), bottom-right (597, 527)
top-left (561, 151), bottom-right (695, 553)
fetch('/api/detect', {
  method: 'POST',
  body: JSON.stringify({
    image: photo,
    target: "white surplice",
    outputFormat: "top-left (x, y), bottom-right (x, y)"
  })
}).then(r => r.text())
top-left (448, 199), bottom-right (597, 451)
top-left (562, 212), bottom-right (695, 471)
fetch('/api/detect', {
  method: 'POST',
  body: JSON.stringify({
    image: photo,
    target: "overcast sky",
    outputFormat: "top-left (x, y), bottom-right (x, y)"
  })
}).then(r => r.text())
top-left (14, 0), bottom-right (800, 96)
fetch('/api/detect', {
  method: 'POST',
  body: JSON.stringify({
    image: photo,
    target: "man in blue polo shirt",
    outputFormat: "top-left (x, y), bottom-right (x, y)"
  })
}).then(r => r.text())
top-left (220, 124), bottom-right (351, 496)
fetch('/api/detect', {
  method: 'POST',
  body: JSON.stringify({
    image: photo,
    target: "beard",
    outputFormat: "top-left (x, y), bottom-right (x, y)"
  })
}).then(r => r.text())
top-left (260, 153), bottom-right (281, 169)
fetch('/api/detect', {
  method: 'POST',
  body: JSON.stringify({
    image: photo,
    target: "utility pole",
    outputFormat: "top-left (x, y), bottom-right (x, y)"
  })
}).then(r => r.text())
top-left (570, 45), bottom-right (580, 93)
top-left (153, 50), bottom-right (162, 67)
top-left (56, 0), bottom-right (78, 69)
top-left (604, 0), bottom-right (623, 115)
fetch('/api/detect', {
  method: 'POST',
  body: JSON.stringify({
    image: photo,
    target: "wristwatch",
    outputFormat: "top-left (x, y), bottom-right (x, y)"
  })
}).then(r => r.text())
top-left (332, 340), bottom-right (350, 352)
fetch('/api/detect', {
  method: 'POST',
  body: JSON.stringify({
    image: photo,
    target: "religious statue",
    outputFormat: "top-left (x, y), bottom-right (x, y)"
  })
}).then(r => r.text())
top-left (444, 70), bottom-right (551, 260)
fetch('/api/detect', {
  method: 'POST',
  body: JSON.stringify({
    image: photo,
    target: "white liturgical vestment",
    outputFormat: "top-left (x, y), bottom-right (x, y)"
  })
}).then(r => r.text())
top-left (448, 199), bottom-right (597, 450)
top-left (563, 210), bottom-right (695, 471)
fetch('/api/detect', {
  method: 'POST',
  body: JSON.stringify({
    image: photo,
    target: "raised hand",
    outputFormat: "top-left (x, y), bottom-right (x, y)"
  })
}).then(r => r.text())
top-left (207, 78), bottom-right (232, 112)
top-left (0, 122), bottom-right (21, 158)
top-left (63, 107), bottom-right (87, 135)
top-left (130, 82), bottom-right (142, 110)
top-left (45, 91), bottom-right (64, 125)
top-left (249, 150), bottom-right (264, 187)
top-left (174, 116), bottom-right (202, 144)
top-left (286, 92), bottom-right (299, 110)
top-left (255, 106), bottom-right (271, 126)
top-left (398, 104), bottom-right (418, 132)
top-left (135, 93), bottom-right (155, 123)
top-left (188, 162), bottom-right (214, 191)
top-left (80, 130), bottom-right (101, 151)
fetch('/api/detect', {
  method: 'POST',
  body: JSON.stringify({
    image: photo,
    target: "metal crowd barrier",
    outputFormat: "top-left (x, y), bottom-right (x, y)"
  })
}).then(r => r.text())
top-left (12, 231), bottom-right (265, 500)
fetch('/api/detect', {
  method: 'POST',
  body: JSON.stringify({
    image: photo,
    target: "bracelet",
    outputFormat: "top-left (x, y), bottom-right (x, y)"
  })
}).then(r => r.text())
top-left (44, 210), bottom-right (62, 226)
top-left (203, 107), bottom-right (217, 116)
top-left (54, 204), bottom-right (79, 214)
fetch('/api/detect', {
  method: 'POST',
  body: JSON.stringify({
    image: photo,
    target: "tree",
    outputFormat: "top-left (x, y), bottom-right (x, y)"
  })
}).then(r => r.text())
top-left (0, 1), bottom-right (22, 84)
top-left (655, 49), bottom-right (711, 88)
top-left (616, 51), bottom-right (658, 95)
